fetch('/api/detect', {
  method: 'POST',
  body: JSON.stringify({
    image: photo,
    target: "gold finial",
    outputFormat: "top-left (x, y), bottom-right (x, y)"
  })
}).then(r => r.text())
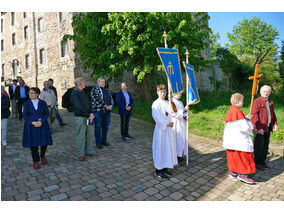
top-left (163, 31), bottom-right (168, 39)
top-left (185, 48), bottom-right (189, 56)
top-left (163, 31), bottom-right (168, 48)
top-left (185, 47), bottom-right (189, 63)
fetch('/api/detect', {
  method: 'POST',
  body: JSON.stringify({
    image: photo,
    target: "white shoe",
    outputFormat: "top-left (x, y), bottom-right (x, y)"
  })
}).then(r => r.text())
top-left (2, 141), bottom-right (7, 146)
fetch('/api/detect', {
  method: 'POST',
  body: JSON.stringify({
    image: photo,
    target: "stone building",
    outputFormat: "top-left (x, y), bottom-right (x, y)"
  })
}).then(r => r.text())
top-left (1, 12), bottom-right (79, 107)
top-left (1, 12), bottom-right (217, 106)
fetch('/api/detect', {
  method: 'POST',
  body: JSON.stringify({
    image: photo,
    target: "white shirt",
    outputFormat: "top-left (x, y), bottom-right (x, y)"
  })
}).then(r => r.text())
top-left (31, 99), bottom-right (39, 110)
top-left (266, 100), bottom-right (271, 127)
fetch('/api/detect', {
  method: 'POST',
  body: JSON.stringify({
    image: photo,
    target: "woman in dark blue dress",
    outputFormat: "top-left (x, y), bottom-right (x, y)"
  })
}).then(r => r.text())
top-left (22, 87), bottom-right (53, 169)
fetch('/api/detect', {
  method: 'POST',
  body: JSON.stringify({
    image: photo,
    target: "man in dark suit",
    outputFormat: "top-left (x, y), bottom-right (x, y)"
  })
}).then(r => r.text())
top-left (116, 82), bottom-right (134, 141)
top-left (8, 79), bottom-right (19, 119)
top-left (15, 79), bottom-right (30, 120)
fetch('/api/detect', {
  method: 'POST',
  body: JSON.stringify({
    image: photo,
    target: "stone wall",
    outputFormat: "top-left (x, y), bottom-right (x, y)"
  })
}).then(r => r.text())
top-left (1, 12), bottom-right (223, 105)
top-left (1, 12), bottom-right (76, 107)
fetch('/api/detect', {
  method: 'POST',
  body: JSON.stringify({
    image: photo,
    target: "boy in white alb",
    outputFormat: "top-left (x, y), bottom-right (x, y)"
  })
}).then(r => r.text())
top-left (171, 93), bottom-right (190, 165)
top-left (152, 84), bottom-right (178, 179)
top-left (223, 93), bottom-right (256, 184)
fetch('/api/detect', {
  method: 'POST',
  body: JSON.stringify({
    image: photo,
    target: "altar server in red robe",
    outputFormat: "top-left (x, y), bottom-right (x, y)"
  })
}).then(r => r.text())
top-left (223, 93), bottom-right (256, 185)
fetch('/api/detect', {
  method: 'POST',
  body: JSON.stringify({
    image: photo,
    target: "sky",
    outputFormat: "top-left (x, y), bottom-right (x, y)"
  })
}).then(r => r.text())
top-left (208, 12), bottom-right (284, 52)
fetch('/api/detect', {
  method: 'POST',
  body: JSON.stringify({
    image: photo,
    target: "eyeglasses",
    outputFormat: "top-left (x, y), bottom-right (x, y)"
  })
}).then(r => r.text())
top-left (29, 92), bottom-right (37, 95)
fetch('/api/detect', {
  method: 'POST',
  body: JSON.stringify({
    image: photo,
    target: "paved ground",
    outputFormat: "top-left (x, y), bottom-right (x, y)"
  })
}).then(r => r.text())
top-left (1, 109), bottom-right (284, 201)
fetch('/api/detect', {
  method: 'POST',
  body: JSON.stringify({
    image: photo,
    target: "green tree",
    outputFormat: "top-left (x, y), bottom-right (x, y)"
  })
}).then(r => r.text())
top-left (64, 13), bottom-right (123, 82)
top-left (227, 17), bottom-right (279, 66)
top-left (216, 47), bottom-right (251, 90)
top-left (279, 40), bottom-right (284, 83)
top-left (65, 12), bottom-right (211, 100)
top-left (210, 31), bottom-right (221, 61)
top-left (239, 53), bottom-right (282, 92)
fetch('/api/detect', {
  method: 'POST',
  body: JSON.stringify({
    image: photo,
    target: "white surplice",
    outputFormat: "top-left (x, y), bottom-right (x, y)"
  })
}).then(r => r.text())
top-left (152, 98), bottom-right (178, 170)
top-left (223, 119), bottom-right (254, 152)
top-left (172, 98), bottom-right (187, 157)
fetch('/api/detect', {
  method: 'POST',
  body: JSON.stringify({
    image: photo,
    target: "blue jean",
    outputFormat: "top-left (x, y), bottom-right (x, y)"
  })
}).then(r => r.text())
top-left (56, 110), bottom-right (64, 126)
top-left (94, 111), bottom-right (111, 145)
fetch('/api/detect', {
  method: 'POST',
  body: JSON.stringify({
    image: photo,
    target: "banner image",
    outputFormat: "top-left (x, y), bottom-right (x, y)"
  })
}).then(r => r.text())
top-left (156, 48), bottom-right (183, 95)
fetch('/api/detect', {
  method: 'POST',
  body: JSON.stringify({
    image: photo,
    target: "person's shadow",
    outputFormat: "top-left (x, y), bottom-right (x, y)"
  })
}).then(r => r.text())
top-left (251, 154), bottom-right (284, 183)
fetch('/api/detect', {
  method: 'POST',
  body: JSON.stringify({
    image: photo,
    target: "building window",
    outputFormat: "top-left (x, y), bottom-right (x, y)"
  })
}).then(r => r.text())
top-left (11, 12), bottom-right (15, 26)
top-left (61, 40), bottom-right (69, 57)
top-left (1, 19), bottom-right (3, 32)
top-left (23, 12), bottom-right (27, 18)
top-left (38, 18), bottom-right (43, 32)
top-left (59, 12), bottom-right (66, 22)
top-left (1, 39), bottom-right (4, 51)
top-left (24, 26), bottom-right (28, 39)
top-left (2, 64), bottom-right (4, 76)
top-left (12, 33), bottom-right (16, 45)
top-left (25, 54), bottom-right (30, 69)
top-left (39, 48), bottom-right (45, 64)
top-left (12, 60), bottom-right (16, 76)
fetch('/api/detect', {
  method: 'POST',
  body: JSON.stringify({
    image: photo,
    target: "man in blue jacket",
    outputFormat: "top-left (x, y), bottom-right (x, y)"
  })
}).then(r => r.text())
top-left (116, 82), bottom-right (134, 141)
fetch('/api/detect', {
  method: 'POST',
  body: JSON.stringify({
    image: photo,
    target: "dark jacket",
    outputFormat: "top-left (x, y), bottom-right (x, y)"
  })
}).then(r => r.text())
top-left (71, 87), bottom-right (92, 117)
top-left (90, 85), bottom-right (114, 113)
top-left (22, 99), bottom-right (53, 148)
top-left (15, 85), bottom-right (30, 101)
top-left (1, 94), bottom-right (11, 119)
top-left (251, 96), bottom-right (277, 132)
top-left (49, 86), bottom-right (58, 100)
top-left (116, 90), bottom-right (134, 116)
top-left (8, 84), bottom-right (17, 99)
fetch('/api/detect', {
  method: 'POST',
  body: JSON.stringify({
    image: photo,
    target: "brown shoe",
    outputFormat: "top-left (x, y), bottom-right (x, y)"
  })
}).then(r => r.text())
top-left (79, 156), bottom-right (85, 161)
top-left (87, 153), bottom-right (96, 157)
top-left (263, 163), bottom-right (270, 168)
top-left (255, 164), bottom-right (265, 170)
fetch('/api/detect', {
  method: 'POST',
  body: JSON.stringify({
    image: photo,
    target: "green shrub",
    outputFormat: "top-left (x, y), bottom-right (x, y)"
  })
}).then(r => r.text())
top-left (215, 105), bottom-right (230, 114)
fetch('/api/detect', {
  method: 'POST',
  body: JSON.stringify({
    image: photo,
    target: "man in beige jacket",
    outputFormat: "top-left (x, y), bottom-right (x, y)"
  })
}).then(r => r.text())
top-left (40, 81), bottom-right (57, 130)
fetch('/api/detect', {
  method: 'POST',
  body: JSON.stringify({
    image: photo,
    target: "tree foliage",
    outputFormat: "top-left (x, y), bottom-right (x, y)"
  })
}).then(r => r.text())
top-left (216, 47), bottom-right (251, 90)
top-left (65, 12), bottom-right (211, 99)
top-left (210, 31), bottom-right (221, 61)
top-left (279, 40), bottom-right (284, 83)
top-left (227, 17), bottom-right (279, 66)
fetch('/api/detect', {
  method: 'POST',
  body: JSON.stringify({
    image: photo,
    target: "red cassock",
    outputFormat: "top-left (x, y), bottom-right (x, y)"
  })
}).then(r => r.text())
top-left (223, 105), bottom-right (256, 174)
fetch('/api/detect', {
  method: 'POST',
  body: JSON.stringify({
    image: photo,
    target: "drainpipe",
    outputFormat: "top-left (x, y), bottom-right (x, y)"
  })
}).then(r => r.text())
top-left (32, 12), bottom-right (38, 87)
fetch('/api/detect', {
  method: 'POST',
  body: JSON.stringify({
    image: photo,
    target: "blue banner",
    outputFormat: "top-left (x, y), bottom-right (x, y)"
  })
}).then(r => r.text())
top-left (183, 61), bottom-right (200, 105)
top-left (156, 48), bottom-right (183, 95)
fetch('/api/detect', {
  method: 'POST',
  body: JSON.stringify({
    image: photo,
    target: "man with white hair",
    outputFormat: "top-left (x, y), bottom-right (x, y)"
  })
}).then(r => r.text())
top-left (90, 77), bottom-right (114, 149)
top-left (251, 85), bottom-right (278, 170)
top-left (40, 81), bottom-right (57, 129)
top-left (71, 77), bottom-right (95, 161)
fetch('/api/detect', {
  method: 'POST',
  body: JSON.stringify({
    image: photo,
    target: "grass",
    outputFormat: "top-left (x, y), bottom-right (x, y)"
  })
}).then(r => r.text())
top-left (112, 91), bottom-right (284, 145)
top-left (187, 91), bottom-right (284, 144)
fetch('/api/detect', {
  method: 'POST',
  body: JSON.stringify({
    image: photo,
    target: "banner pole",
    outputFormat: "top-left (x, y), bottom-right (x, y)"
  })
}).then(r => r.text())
top-left (163, 31), bottom-right (171, 104)
top-left (185, 48), bottom-right (189, 166)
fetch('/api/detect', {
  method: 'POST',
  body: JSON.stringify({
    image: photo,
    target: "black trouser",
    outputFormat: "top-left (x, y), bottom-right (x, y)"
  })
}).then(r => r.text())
top-left (253, 131), bottom-right (270, 165)
top-left (120, 114), bottom-right (131, 137)
top-left (18, 98), bottom-right (29, 119)
top-left (30, 146), bottom-right (47, 162)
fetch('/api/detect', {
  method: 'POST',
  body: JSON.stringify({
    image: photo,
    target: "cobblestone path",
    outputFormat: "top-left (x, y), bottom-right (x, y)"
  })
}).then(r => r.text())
top-left (1, 110), bottom-right (284, 201)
